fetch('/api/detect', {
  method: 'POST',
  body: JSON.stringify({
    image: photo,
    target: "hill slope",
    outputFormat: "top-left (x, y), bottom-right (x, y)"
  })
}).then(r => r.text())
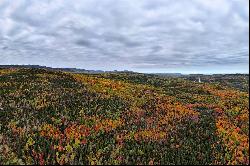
top-left (0, 68), bottom-right (249, 165)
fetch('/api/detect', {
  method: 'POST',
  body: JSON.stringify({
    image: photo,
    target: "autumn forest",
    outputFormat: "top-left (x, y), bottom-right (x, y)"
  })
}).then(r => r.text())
top-left (0, 68), bottom-right (249, 165)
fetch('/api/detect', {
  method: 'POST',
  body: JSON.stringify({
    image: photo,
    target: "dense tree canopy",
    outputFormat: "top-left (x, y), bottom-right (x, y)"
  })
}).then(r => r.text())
top-left (0, 68), bottom-right (249, 165)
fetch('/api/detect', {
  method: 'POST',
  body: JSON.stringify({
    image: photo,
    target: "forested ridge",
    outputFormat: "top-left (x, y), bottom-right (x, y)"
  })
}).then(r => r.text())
top-left (0, 68), bottom-right (248, 165)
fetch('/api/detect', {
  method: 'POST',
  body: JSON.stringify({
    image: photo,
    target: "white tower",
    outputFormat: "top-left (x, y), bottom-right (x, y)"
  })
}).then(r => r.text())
top-left (198, 77), bottom-right (201, 83)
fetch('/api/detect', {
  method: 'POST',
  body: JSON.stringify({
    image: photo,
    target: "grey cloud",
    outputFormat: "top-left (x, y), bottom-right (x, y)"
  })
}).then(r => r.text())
top-left (0, 0), bottom-right (249, 73)
top-left (102, 33), bottom-right (142, 48)
top-left (75, 39), bottom-right (93, 47)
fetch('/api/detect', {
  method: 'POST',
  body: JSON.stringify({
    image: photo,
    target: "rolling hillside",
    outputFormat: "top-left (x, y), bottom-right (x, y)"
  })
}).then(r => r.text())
top-left (0, 68), bottom-right (249, 165)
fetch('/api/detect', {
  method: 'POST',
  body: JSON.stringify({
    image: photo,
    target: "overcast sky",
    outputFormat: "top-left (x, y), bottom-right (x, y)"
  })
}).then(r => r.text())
top-left (0, 0), bottom-right (249, 74)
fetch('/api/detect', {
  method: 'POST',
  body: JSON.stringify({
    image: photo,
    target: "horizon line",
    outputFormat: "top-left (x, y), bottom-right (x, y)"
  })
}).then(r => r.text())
top-left (0, 64), bottom-right (249, 75)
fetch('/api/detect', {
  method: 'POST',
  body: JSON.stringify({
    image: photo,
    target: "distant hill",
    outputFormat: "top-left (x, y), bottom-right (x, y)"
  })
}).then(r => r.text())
top-left (0, 65), bottom-right (248, 77)
top-left (0, 65), bottom-right (135, 74)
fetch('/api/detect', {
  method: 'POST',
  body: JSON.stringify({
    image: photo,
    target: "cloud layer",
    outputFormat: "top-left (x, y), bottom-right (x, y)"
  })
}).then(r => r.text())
top-left (0, 0), bottom-right (249, 73)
